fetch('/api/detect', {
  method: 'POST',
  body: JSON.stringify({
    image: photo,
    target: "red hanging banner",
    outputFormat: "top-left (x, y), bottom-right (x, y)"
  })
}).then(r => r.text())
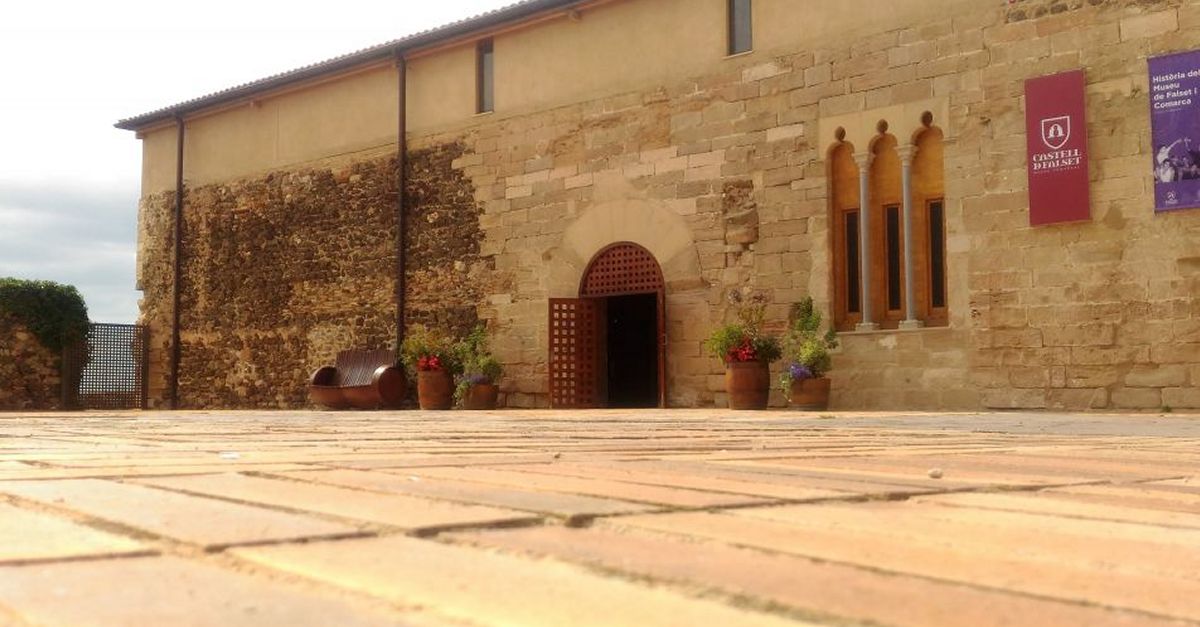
top-left (1024, 69), bottom-right (1091, 226)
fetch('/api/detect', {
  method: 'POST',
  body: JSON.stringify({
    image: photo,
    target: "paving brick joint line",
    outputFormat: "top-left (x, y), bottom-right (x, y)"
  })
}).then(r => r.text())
top-left (0, 409), bottom-right (1197, 626)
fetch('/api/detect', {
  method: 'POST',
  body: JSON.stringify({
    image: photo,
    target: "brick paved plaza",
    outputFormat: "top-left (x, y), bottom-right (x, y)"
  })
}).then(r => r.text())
top-left (0, 409), bottom-right (1197, 626)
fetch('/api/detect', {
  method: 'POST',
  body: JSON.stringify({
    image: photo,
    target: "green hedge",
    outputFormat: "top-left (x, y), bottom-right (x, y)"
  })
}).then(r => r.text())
top-left (0, 278), bottom-right (89, 352)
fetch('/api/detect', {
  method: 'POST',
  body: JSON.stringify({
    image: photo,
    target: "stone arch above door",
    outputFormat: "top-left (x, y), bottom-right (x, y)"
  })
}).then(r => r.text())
top-left (550, 199), bottom-right (701, 297)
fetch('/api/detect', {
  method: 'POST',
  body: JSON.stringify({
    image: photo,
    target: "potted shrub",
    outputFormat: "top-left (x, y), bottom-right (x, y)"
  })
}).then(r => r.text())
top-left (400, 325), bottom-right (460, 410)
top-left (705, 290), bottom-right (782, 410)
top-left (779, 297), bottom-right (839, 410)
top-left (453, 325), bottom-right (503, 410)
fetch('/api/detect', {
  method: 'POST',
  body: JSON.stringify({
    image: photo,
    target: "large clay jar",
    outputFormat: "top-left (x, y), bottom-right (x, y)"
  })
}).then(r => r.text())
top-left (374, 367), bottom-right (408, 409)
top-left (725, 361), bottom-right (770, 410)
top-left (462, 383), bottom-right (499, 410)
top-left (789, 377), bottom-right (831, 411)
top-left (417, 370), bottom-right (453, 410)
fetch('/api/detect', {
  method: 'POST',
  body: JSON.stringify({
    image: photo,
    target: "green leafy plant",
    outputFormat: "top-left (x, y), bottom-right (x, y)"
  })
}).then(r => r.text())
top-left (0, 278), bottom-right (89, 352)
top-left (705, 290), bottom-right (782, 364)
top-left (452, 325), bottom-right (503, 404)
top-left (778, 297), bottom-right (839, 392)
top-left (399, 325), bottom-right (460, 375)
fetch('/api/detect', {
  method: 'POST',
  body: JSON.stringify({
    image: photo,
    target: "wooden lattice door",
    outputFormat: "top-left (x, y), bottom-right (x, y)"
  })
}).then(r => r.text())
top-left (579, 243), bottom-right (666, 296)
top-left (548, 298), bottom-right (606, 409)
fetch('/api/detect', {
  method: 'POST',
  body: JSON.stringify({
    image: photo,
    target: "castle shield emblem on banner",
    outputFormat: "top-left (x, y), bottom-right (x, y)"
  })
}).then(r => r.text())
top-left (1041, 116), bottom-right (1071, 150)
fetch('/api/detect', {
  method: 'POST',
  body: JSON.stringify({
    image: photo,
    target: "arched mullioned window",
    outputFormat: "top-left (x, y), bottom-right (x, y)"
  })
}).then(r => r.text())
top-left (870, 132), bottom-right (903, 327)
top-left (830, 117), bottom-right (946, 331)
top-left (829, 140), bottom-right (862, 330)
top-left (913, 126), bottom-right (947, 326)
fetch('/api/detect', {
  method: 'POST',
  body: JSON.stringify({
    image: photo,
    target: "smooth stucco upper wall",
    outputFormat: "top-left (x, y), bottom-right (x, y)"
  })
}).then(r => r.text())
top-left (275, 66), bottom-right (399, 167)
top-left (140, 0), bottom-right (979, 189)
top-left (491, 0), bottom-right (726, 127)
top-left (406, 0), bottom-right (726, 134)
top-left (404, 0), bottom-right (724, 134)
top-left (141, 126), bottom-right (178, 196)
top-left (407, 45), bottom-right (478, 133)
top-left (184, 98), bottom-right (279, 187)
top-left (146, 66), bottom-right (399, 188)
top-left (406, 0), bottom-right (971, 134)
top-left (757, 0), bottom-right (965, 50)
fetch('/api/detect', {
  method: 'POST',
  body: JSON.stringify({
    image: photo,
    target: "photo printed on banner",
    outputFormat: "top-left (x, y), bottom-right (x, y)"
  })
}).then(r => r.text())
top-left (1149, 49), bottom-right (1200, 212)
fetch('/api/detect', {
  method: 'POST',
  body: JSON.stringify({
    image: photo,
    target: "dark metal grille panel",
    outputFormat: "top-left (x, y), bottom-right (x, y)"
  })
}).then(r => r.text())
top-left (63, 323), bottom-right (149, 410)
top-left (549, 298), bottom-right (601, 409)
top-left (580, 243), bottom-right (664, 297)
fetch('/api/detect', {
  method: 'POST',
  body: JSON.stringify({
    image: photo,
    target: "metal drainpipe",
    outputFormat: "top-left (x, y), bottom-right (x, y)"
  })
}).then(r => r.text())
top-left (395, 52), bottom-right (408, 355)
top-left (170, 115), bottom-right (185, 409)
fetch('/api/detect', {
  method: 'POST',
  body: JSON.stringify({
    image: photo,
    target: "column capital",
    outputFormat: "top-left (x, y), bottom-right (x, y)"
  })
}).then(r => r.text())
top-left (896, 144), bottom-right (918, 165)
top-left (851, 151), bottom-right (874, 170)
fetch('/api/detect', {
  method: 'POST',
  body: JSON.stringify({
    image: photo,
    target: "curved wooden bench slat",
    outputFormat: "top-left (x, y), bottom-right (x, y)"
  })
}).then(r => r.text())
top-left (308, 350), bottom-right (406, 410)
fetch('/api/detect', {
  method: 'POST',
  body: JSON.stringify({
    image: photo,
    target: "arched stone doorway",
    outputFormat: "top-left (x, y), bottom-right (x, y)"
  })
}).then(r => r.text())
top-left (549, 242), bottom-right (666, 409)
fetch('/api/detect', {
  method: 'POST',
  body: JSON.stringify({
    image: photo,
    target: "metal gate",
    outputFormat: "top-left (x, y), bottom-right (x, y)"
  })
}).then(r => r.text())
top-left (62, 323), bottom-right (149, 410)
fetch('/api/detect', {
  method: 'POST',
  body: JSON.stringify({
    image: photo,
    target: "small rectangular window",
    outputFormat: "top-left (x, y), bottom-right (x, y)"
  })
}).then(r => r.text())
top-left (886, 205), bottom-right (902, 312)
top-left (476, 39), bottom-right (494, 114)
top-left (728, 0), bottom-right (752, 55)
top-left (929, 200), bottom-right (946, 309)
top-left (846, 211), bottom-right (860, 314)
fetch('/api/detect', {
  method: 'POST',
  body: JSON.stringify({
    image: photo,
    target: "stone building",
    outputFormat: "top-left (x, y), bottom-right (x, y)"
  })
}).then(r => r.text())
top-left (118, 0), bottom-right (1200, 411)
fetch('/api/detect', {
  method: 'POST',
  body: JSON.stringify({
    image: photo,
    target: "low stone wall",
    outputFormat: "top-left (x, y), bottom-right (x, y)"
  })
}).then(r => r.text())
top-left (0, 315), bottom-right (61, 410)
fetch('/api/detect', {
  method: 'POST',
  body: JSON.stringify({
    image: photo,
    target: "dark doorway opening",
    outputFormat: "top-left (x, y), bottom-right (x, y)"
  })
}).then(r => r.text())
top-left (605, 293), bottom-right (659, 408)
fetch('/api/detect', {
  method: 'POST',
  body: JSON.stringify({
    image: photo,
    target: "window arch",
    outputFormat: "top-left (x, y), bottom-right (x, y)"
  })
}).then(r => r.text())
top-left (869, 133), bottom-right (904, 327)
top-left (829, 141), bottom-right (861, 330)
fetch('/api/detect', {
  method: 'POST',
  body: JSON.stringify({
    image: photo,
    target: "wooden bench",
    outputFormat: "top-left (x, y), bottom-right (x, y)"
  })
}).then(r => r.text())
top-left (308, 349), bottom-right (406, 409)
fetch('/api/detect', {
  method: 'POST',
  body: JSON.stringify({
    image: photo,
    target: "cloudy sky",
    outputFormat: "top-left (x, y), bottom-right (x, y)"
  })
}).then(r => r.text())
top-left (0, 0), bottom-right (507, 323)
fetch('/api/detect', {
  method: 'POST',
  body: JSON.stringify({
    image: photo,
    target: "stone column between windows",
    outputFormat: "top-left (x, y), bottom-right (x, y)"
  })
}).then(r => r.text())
top-left (897, 145), bottom-right (924, 330)
top-left (852, 151), bottom-right (878, 332)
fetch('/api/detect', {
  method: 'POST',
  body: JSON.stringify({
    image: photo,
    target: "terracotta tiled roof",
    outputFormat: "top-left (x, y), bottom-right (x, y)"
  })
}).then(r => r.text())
top-left (115, 0), bottom-right (581, 130)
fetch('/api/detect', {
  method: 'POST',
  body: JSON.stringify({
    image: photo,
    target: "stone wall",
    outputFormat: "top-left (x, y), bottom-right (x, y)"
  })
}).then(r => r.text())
top-left (174, 155), bottom-right (401, 407)
top-left (136, 191), bottom-right (175, 408)
top-left (138, 143), bottom-right (500, 408)
top-left (407, 0), bottom-right (1198, 410)
top-left (0, 314), bottom-right (61, 410)
top-left (137, 0), bottom-right (1200, 410)
top-left (963, 0), bottom-right (1200, 410)
top-left (405, 141), bottom-right (506, 337)
top-left (413, 77), bottom-right (831, 407)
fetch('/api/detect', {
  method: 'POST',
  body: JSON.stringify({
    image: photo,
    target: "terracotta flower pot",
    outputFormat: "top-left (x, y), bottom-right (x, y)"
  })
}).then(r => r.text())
top-left (725, 360), bottom-right (770, 410)
top-left (462, 383), bottom-right (499, 410)
top-left (417, 370), bottom-right (453, 410)
top-left (789, 377), bottom-right (831, 411)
